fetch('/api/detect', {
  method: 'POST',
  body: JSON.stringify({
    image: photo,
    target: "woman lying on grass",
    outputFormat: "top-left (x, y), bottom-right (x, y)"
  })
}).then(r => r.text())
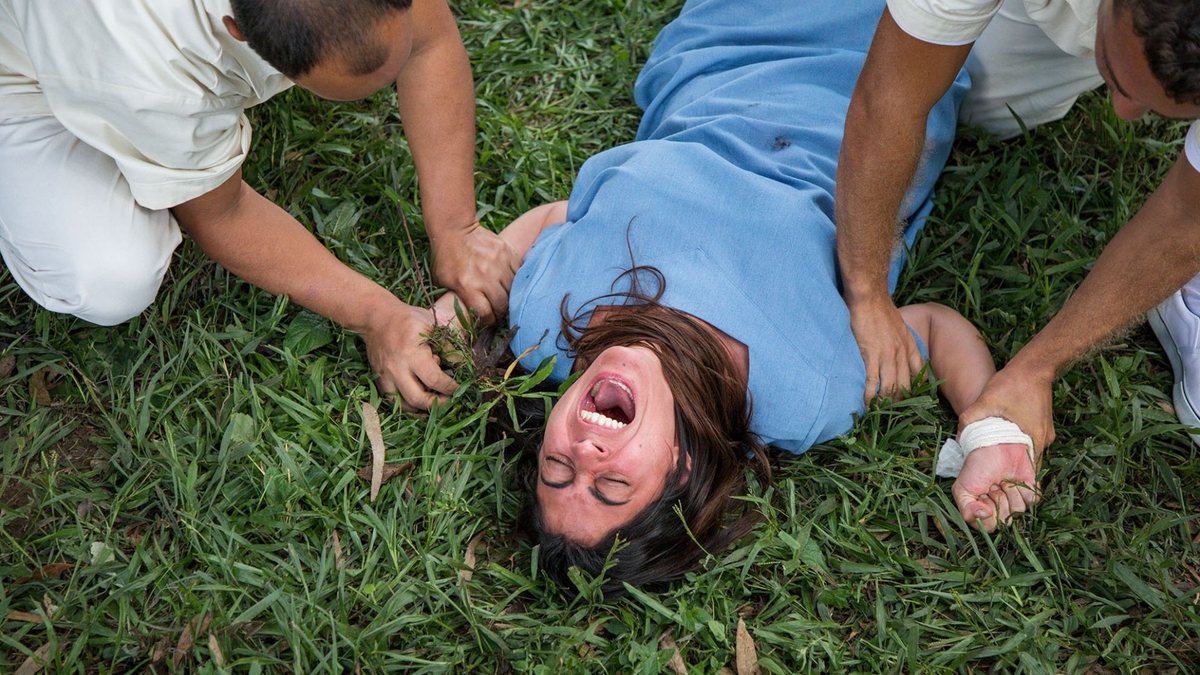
top-left (428, 0), bottom-right (1039, 594)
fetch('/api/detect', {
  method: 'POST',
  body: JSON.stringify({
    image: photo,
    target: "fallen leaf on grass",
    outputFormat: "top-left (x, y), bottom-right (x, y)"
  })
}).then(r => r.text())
top-left (355, 462), bottom-right (413, 484)
top-left (459, 533), bottom-right (484, 583)
top-left (89, 542), bottom-right (115, 565)
top-left (208, 633), bottom-right (225, 667)
top-left (29, 368), bottom-right (52, 406)
top-left (361, 402), bottom-right (386, 502)
top-left (15, 563), bottom-right (72, 584)
top-left (659, 631), bottom-right (687, 675)
top-left (736, 618), bottom-right (760, 675)
top-left (5, 611), bottom-right (42, 624)
top-left (15, 642), bottom-right (52, 675)
top-left (173, 613), bottom-right (212, 669)
top-left (332, 530), bottom-right (346, 570)
top-left (150, 638), bottom-right (169, 664)
top-left (41, 595), bottom-right (57, 619)
top-left (504, 344), bottom-right (541, 381)
top-left (0, 354), bottom-right (14, 379)
top-left (932, 516), bottom-right (947, 539)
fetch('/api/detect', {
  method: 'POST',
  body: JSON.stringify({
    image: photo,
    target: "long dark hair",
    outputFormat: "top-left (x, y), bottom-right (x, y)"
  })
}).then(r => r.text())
top-left (526, 264), bottom-right (772, 597)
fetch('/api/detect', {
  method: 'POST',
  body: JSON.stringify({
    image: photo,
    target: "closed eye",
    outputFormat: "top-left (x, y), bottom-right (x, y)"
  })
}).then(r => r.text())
top-left (540, 456), bottom-right (574, 488)
top-left (539, 459), bottom-right (633, 507)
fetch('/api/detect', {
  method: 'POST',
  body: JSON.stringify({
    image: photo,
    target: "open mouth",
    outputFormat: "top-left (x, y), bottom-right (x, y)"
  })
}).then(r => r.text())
top-left (580, 376), bottom-right (636, 429)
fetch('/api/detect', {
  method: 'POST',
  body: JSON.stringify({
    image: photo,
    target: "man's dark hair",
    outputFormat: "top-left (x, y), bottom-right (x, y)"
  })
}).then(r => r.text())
top-left (1116, 0), bottom-right (1200, 105)
top-left (229, 0), bottom-right (413, 79)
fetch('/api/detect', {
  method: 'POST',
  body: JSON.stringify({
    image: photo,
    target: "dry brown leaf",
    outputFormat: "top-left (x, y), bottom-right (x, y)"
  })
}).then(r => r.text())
top-left (15, 641), bottom-right (52, 675)
top-left (355, 462), bottom-right (413, 484)
top-left (332, 530), bottom-right (346, 570)
top-left (0, 354), bottom-right (14, 379)
top-left (29, 368), bottom-right (52, 406)
top-left (41, 594), bottom-right (57, 619)
top-left (208, 633), bottom-right (225, 667)
top-left (125, 524), bottom-right (146, 546)
top-left (736, 618), bottom-right (760, 675)
top-left (659, 631), bottom-right (687, 675)
top-left (5, 611), bottom-right (42, 624)
top-left (150, 638), bottom-right (170, 664)
top-left (460, 533), bottom-right (484, 583)
top-left (15, 563), bottom-right (72, 584)
top-left (361, 402), bottom-right (386, 502)
top-left (932, 515), bottom-right (947, 539)
top-left (173, 613), bottom-right (212, 669)
top-left (504, 344), bottom-right (541, 380)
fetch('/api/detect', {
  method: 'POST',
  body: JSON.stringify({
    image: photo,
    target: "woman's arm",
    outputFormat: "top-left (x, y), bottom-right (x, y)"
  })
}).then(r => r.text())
top-left (432, 201), bottom-right (568, 327)
top-left (897, 303), bottom-right (993, 413)
top-left (900, 302), bottom-right (1038, 531)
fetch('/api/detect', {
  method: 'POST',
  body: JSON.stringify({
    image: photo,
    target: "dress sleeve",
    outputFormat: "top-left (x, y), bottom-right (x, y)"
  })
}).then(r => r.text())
top-left (885, 0), bottom-right (1003, 46)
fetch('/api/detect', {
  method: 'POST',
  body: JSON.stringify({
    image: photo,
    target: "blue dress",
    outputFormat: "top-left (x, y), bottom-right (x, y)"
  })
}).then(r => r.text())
top-left (508, 0), bottom-right (969, 453)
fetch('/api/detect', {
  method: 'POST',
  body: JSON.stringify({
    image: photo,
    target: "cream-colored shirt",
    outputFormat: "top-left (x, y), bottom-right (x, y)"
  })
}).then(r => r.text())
top-left (0, 0), bottom-right (292, 209)
top-left (887, 0), bottom-right (1200, 172)
top-left (886, 0), bottom-right (1099, 56)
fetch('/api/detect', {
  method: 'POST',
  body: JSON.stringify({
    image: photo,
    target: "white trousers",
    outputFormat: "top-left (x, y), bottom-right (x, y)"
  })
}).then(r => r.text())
top-left (0, 114), bottom-right (181, 325)
top-left (962, 0), bottom-right (1105, 139)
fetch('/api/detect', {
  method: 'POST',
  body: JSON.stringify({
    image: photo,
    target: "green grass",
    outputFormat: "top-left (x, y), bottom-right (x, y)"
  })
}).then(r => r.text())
top-left (2, 0), bottom-right (1199, 671)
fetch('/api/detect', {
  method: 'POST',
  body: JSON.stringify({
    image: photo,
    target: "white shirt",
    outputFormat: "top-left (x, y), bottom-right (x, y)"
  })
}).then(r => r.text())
top-left (886, 0), bottom-right (1099, 55)
top-left (887, 0), bottom-right (1200, 172)
top-left (0, 0), bottom-right (293, 209)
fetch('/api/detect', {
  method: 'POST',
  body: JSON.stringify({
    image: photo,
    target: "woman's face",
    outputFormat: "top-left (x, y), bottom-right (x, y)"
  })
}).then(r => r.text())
top-left (537, 345), bottom-right (683, 545)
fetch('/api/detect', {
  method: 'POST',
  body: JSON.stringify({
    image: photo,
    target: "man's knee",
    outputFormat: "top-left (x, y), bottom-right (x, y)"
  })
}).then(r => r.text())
top-left (9, 226), bottom-right (180, 326)
top-left (73, 265), bottom-right (166, 326)
top-left (59, 251), bottom-right (173, 326)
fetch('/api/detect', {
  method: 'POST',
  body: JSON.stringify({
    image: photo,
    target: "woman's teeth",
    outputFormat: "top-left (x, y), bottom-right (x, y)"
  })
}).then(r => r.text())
top-left (581, 409), bottom-right (628, 429)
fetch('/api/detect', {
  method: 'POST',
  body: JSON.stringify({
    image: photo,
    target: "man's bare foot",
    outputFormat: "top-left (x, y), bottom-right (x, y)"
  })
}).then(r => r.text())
top-left (951, 442), bottom-right (1039, 532)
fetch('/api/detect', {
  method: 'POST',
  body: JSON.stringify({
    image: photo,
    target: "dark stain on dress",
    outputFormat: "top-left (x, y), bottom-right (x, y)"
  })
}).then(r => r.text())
top-left (772, 135), bottom-right (791, 150)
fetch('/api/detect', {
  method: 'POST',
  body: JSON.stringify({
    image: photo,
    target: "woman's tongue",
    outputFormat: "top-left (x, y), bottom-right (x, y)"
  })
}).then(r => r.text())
top-left (591, 379), bottom-right (634, 424)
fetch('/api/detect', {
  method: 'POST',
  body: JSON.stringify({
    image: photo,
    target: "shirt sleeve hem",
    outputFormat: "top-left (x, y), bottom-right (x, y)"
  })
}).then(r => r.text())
top-left (126, 163), bottom-right (242, 211)
top-left (886, 0), bottom-right (991, 47)
top-left (1185, 120), bottom-right (1200, 173)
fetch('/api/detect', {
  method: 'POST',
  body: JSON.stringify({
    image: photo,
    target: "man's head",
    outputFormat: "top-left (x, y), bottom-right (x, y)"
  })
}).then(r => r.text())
top-left (1099, 0), bottom-right (1200, 120)
top-left (226, 0), bottom-right (414, 100)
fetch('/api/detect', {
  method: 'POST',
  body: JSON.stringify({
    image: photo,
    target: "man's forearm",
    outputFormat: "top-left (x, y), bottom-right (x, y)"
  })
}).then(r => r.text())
top-left (1008, 155), bottom-right (1200, 379)
top-left (835, 12), bottom-right (971, 303)
top-left (836, 93), bottom-right (928, 303)
top-left (396, 0), bottom-right (477, 238)
top-left (175, 179), bottom-right (399, 333)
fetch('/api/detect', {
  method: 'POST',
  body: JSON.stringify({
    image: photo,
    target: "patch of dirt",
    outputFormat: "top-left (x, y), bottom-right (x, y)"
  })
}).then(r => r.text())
top-left (2, 418), bottom-right (106, 538)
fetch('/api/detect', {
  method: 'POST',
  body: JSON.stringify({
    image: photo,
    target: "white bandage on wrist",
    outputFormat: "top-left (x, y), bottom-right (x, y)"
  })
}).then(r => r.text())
top-left (936, 416), bottom-right (1033, 478)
